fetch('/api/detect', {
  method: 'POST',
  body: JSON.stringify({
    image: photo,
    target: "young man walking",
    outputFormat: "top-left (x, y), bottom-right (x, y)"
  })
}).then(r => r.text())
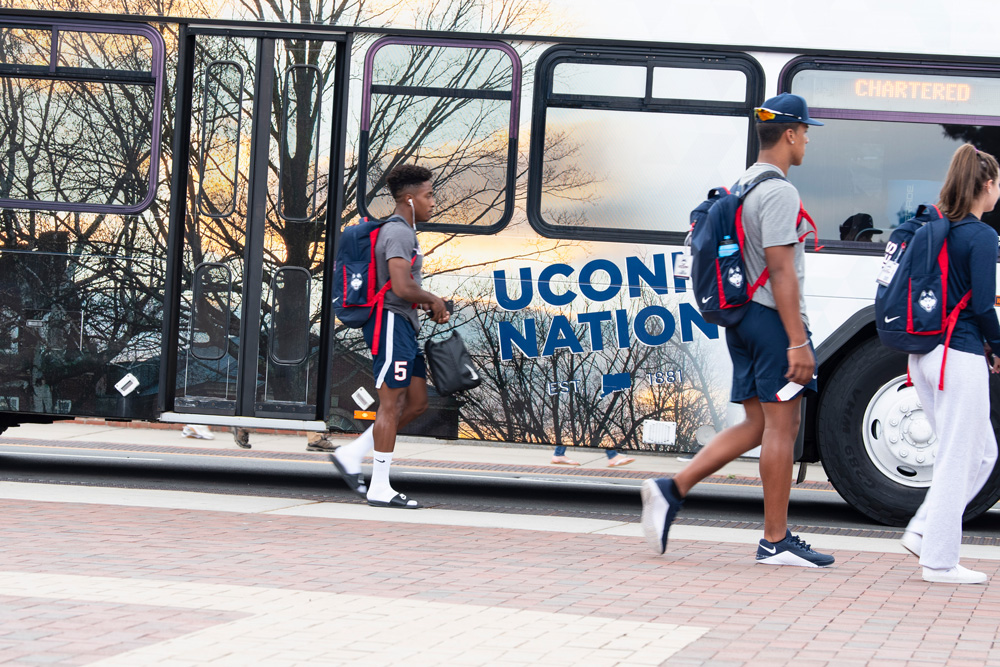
top-left (331, 164), bottom-right (450, 508)
top-left (641, 93), bottom-right (834, 567)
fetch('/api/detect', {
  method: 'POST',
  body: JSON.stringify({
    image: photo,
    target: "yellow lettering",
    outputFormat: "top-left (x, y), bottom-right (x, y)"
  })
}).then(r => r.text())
top-left (921, 83), bottom-right (932, 99)
top-left (945, 84), bottom-right (956, 101)
top-left (855, 79), bottom-right (867, 96)
top-left (910, 81), bottom-right (920, 98)
top-left (895, 81), bottom-right (907, 98)
top-left (932, 83), bottom-right (945, 99)
top-left (958, 84), bottom-right (971, 101)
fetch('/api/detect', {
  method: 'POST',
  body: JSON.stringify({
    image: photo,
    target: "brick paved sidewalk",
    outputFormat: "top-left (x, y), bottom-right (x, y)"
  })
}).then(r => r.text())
top-left (1, 488), bottom-right (999, 666)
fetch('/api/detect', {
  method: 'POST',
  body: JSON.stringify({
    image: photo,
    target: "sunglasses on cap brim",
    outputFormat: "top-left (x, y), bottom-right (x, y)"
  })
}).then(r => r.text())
top-left (753, 107), bottom-right (802, 122)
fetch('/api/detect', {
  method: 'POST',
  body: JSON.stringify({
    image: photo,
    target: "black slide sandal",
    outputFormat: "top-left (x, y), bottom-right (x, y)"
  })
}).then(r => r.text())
top-left (331, 455), bottom-right (367, 497)
top-left (367, 493), bottom-right (421, 509)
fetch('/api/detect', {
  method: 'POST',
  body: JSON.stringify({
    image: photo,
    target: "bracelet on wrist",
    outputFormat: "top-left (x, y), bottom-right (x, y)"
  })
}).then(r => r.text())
top-left (787, 341), bottom-right (810, 350)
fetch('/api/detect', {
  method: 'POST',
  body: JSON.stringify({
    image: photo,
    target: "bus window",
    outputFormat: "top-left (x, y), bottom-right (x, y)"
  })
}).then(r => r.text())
top-left (527, 46), bottom-right (763, 243)
top-left (787, 61), bottom-right (1000, 249)
top-left (191, 263), bottom-right (232, 362)
top-left (652, 68), bottom-right (746, 103)
top-left (268, 266), bottom-right (310, 366)
top-left (357, 37), bottom-right (522, 234)
top-left (197, 61), bottom-right (245, 219)
top-left (278, 64), bottom-right (324, 222)
top-left (0, 21), bottom-right (165, 214)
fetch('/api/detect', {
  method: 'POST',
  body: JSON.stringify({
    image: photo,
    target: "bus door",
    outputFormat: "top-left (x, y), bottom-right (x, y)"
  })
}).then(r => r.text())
top-left (159, 26), bottom-right (351, 430)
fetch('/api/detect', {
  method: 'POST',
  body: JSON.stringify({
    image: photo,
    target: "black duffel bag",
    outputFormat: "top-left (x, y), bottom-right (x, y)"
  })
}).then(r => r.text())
top-left (424, 332), bottom-right (482, 396)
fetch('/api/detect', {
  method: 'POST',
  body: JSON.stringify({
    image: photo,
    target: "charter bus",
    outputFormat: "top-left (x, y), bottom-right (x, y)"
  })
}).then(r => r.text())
top-left (1, 0), bottom-right (999, 526)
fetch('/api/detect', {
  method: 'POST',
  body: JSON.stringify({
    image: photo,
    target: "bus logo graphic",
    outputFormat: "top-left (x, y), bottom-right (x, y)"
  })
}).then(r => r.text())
top-left (919, 290), bottom-right (937, 313)
top-left (601, 372), bottom-right (631, 397)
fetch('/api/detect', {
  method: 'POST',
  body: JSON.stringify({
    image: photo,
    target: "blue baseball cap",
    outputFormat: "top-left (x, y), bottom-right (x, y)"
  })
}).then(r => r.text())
top-left (753, 93), bottom-right (824, 126)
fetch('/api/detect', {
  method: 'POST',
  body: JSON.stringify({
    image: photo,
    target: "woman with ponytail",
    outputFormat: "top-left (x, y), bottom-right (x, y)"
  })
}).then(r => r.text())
top-left (902, 143), bottom-right (1000, 584)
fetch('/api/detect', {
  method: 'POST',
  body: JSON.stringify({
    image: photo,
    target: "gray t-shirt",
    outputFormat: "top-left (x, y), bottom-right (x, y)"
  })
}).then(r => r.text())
top-left (375, 214), bottom-right (423, 332)
top-left (736, 162), bottom-right (810, 329)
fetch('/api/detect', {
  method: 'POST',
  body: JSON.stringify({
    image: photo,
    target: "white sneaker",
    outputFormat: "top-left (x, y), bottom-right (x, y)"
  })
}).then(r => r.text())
top-left (922, 564), bottom-right (987, 585)
top-left (182, 424), bottom-right (214, 440)
top-left (901, 531), bottom-right (921, 558)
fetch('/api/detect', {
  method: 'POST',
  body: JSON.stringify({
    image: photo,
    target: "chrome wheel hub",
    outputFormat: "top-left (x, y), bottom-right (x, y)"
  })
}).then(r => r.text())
top-left (862, 374), bottom-right (935, 488)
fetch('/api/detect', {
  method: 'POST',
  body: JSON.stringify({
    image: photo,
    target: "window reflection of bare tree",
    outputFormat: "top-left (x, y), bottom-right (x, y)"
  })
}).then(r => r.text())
top-left (0, 0), bottom-right (607, 443)
top-left (0, 15), bottom-right (165, 418)
top-left (420, 281), bottom-right (728, 452)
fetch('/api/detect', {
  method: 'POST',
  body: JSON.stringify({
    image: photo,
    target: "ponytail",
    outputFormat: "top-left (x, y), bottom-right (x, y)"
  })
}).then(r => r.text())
top-left (939, 143), bottom-right (1000, 221)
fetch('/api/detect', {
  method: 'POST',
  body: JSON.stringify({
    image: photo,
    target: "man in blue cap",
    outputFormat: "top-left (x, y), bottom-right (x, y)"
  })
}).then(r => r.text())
top-left (641, 93), bottom-right (835, 567)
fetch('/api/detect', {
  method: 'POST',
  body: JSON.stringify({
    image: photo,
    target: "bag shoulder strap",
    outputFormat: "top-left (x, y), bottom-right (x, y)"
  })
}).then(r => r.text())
top-left (732, 171), bottom-right (786, 199)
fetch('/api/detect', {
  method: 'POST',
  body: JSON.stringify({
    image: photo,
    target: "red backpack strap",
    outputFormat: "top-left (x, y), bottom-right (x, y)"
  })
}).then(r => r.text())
top-left (370, 254), bottom-right (419, 355)
top-left (937, 290), bottom-right (973, 390)
top-left (797, 206), bottom-right (824, 252)
top-left (734, 203), bottom-right (770, 299)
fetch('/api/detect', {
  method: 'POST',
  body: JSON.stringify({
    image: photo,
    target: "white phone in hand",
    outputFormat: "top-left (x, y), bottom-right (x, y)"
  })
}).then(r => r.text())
top-left (776, 374), bottom-right (818, 401)
top-left (775, 381), bottom-right (804, 402)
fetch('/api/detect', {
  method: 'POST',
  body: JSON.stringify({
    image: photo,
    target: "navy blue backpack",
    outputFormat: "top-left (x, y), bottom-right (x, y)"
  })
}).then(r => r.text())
top-left (332, 216), bottom-right (413, 354)
top-left (688, 171), bottom-right (818, 326)
top-left (875, 204), bottom-right (972, 388)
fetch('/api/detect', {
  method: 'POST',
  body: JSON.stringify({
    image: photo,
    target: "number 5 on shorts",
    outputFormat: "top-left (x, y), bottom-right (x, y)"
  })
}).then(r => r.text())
top-left (394, 360), bottom-right (408, 381)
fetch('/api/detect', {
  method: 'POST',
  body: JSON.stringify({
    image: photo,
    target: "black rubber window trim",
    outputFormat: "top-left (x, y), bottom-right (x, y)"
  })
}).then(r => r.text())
top-left (526, 44), bottom-right (765, 245)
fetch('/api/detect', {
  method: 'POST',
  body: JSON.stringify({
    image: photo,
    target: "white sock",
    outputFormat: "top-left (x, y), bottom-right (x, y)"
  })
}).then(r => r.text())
top-left (367, 450), bottom-right (396, 502)
top-left (333, 426), bottom-right (374, 474)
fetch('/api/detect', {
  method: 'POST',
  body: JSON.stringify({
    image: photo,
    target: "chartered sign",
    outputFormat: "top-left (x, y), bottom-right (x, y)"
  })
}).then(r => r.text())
top-left (792, 69), bottom-right (1000, 116)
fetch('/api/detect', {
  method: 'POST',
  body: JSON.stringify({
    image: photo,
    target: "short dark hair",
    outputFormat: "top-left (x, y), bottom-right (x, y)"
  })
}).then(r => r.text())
top-left (386, 164), bottom-right (433, 199)
top-left (756, 122), bottom-right (798, 150)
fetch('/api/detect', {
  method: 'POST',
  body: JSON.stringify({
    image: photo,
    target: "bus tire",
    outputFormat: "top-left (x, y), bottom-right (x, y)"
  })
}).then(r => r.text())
top-left (817, 337), bottom-right (1000, 526)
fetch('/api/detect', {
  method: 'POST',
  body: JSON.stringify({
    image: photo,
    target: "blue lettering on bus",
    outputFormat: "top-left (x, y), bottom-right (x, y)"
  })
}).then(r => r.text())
top-left (634, 305), bottom-right (675, 346)
top-left (576, 311), bottom-right (613, 351)
top-left (492, 254), bottom-right (720, 361)
top-left (614, 309), bottom-right (631, 349)
top-left (537, 263), bottom-right (576, 306)
top-left (679, 303), bottom-right (719, 341)
top-left (578, 259), bottom-right (622, 302)
top-left (542, 315), bottom-right (585, 356)
top-left (493, 267), bottom-right (533, 311)
top-left (626, 255), bottom-right (669, 297)
top-left (498, 319), bottom-right (538, 358)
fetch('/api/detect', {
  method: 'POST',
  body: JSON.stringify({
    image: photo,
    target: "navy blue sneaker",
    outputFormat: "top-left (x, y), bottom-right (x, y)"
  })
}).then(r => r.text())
top-left (640, 478), bottom-right (684, 555)
top-left (756, 530), bottom-right (834, 567)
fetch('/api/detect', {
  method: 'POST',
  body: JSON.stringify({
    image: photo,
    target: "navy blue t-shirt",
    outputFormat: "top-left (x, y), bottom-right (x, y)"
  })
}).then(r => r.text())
top-left (945, 214), bottom-right (1000, 354)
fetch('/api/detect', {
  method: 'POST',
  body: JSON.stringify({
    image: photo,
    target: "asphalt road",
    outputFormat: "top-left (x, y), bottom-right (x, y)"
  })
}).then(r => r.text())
top-left (1, 442), bottom-right (998, 539)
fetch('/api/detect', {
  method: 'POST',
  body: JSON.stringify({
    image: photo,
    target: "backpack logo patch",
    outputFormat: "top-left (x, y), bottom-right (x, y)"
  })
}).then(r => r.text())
top-left (727, 267), bottom-right (743, 289)
top-left (919, 290), bottom-right (938, 313)
top-left (349, 273), bottom-right (363, 293)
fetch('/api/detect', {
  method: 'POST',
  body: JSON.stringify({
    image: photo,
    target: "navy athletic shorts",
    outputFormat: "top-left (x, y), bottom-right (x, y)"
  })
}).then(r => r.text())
top-left (726, 302), bottom-right (818, 403)
top-left (363, 309), bottom-right (427, 389)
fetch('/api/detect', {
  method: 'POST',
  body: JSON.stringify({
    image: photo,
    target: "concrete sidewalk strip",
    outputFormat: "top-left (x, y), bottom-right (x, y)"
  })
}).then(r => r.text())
top-left (0, 572), bottom-right (709, 666)
top-left (4, 479), bottom-right (1000, 562)
top-left (0, 481), bottom-right (312, 514)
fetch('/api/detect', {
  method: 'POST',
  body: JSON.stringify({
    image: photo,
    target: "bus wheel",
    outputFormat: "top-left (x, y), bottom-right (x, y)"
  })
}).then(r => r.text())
top-left (818, 337), bottom-right (1000, 526)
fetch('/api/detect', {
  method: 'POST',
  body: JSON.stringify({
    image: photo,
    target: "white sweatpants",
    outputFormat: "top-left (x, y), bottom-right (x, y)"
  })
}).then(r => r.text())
top-left (906, 345), bottom-right (998, 570)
